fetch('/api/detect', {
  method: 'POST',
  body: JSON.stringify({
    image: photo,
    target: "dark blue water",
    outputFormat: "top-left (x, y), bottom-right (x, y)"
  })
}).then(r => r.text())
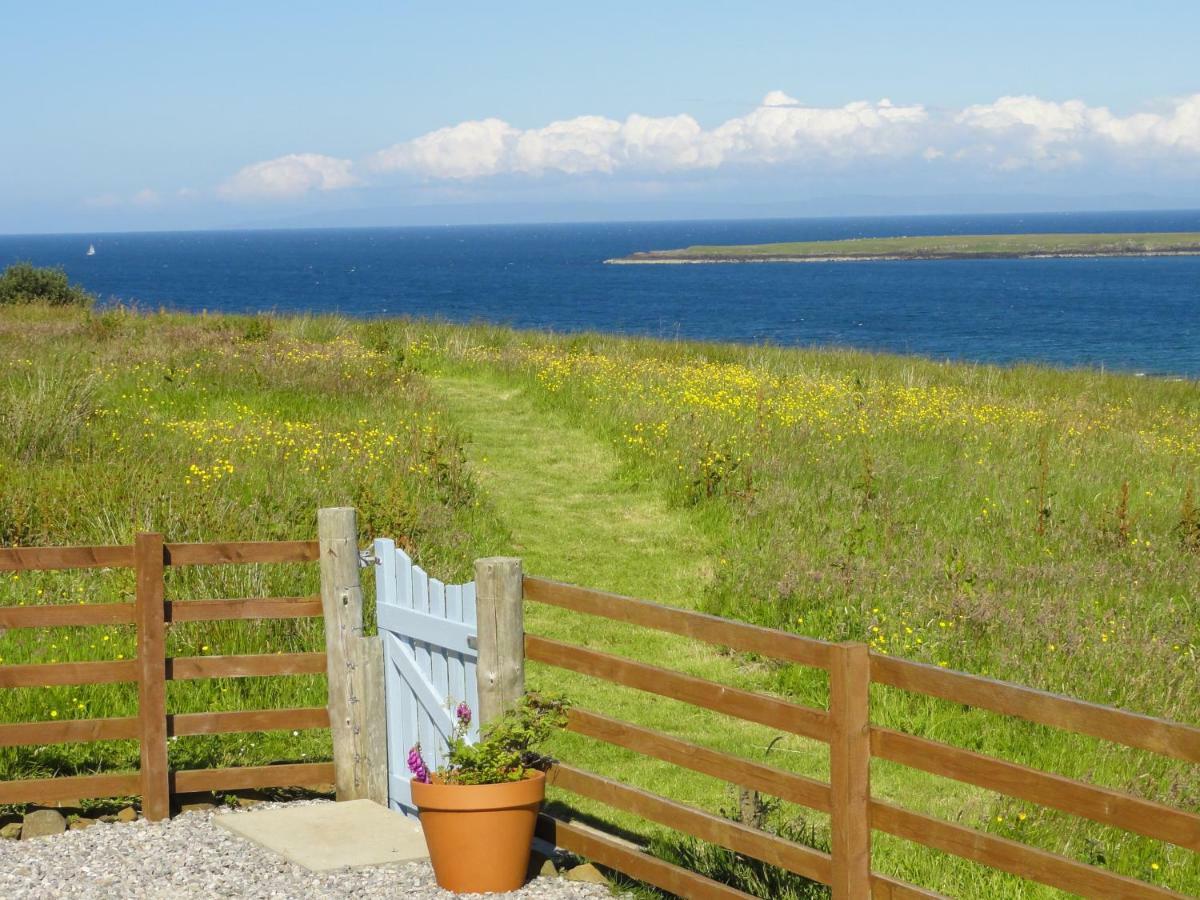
top-left (3, 210), bottom-right (1199, 377)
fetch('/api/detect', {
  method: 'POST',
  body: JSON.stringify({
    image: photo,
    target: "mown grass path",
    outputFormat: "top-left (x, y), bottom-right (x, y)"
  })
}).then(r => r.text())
top-left (434, 372), bottom-right (835, 838)
top-left (434, 373), bottom-right (711, 600)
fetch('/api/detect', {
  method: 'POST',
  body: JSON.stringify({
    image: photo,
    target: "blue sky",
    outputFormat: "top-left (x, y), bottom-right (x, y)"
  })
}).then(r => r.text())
top-left (4, 1), bottom-right (1200, 233)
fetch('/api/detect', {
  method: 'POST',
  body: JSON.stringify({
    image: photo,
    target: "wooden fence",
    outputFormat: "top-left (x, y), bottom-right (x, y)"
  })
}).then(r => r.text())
top-left (0, 523), bottom-right (368, 820)
top-left (519, 577), bottom-right (1200, 900)
top-left (4, 519), bottom-right (1198, 898)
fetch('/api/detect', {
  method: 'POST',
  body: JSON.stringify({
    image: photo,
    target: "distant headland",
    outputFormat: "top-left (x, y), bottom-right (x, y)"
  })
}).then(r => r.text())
top-left (606, 232), bottom-right (1200, 264)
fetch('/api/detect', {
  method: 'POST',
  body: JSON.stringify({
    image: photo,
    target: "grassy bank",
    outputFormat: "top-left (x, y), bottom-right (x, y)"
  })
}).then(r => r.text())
top-left (612, 231), bottom-right (1200, 262)
top-left (0, 304), bottom-right (507, 783)
top-left (2, 304), bottom-right (1196, 895)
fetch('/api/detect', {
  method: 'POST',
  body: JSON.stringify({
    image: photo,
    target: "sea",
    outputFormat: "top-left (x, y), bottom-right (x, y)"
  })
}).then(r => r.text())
top-left (2, 209), bottom-right (1198, 378)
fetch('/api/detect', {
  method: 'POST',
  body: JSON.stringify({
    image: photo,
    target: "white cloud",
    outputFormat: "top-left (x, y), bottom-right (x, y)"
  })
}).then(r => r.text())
top-left (761, 90), bottom-right (802, 108)
top-left (369, 92), bottom-right (926, 181)
top-left (369, 119), bottom-right (519, 179)
top-left (956, 93), bottom-right (1200, 167)
top-left (222, 91), bottom-right (1200, 200)
top-left (707, 97), bottom-right (927, 165)
top-left (618, 113), bottom-right (716, 170)
top-left (513, 115), bottom-right (622, 175)
top-left (218, 153), bottom-right (358, 199)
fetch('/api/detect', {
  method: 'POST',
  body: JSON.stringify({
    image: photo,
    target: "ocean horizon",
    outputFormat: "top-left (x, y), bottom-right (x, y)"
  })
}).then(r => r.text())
top-left (3, 208), bottom-right (1199, 378)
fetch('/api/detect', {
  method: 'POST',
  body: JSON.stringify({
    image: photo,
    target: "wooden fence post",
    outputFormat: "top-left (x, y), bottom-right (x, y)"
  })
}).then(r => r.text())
top-left (134, 532), bottom-right (169, 821)
top-left (352, 634), bottom-right (388, 805)
top-left (829, 641), bottom-right (871, 899)
top-left (319, 507), bottom-right (385, 802)
top-left (474, 557), bottom-right (524, 726)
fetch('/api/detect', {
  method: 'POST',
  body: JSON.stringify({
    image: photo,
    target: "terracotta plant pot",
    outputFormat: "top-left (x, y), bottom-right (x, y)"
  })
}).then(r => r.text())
top-left (412, 770), bottom-right (546, 893)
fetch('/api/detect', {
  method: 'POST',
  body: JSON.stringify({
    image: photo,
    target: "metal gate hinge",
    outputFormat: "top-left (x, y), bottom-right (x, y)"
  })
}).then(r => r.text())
top-left (358, 550), bottom-right (379, 568)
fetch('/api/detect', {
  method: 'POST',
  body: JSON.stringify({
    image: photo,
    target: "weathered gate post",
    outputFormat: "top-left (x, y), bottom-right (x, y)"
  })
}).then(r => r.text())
top-left (473, 557), bottom-right (524, 725)
top-left (319, 507), bottom-right (387, 804)
top-left (829, 641), bottom-right (872, 897)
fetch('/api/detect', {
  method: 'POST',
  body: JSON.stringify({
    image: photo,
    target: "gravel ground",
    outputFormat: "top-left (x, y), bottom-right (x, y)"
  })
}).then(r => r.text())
top-left (0, 802), bottom-right (612, 899)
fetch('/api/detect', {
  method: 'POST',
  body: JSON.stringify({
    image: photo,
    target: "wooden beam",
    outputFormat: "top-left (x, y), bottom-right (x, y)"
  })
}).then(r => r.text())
top-left (475, 556), bottom-right (524, 725)
top-left (0, 772), bottom-right (140, 805)
top-left (0, 603), bottom-right (135, 629)
top-left (524, 576), bottom-right (833, 670)
top-left (0, 544), bottom-right (133, 572)
top-left (319, 507), bottom-right (372, 802)
top-left (548, 762), bottom-right (834, 885)
top-left (829, 642), bottom-right (871, 899)
top-left (168, 707), bottom-right (330, 737)
top-left (353, 634), bottom-right (389, 806)
top-left (871, 801), bottom-right (1185, 899)
top-left (135, 532), bottom-right (169, 822)
top-left (0, 716), bottom-right (139, 747)
top-left (870, 654), bottom-right (1200, 763)
top-left (171, 762), bottom-right (335, 793)
top-left (537, 814), bottom-right (757, 900)
top-left (566, 707), bottom-right (831, 813)
top-left (167, 652), bottom-right (326, 680)
top-left (871, 727), bottom-right (1200, 852)
top-left (163, 540), bottom-right (319, 566)
top-left (165, 596), bottom-right (322, 623)
top-left (526, 634), bottom-right (830, 742)
top-left (0, 659), bottom-right (137, 688)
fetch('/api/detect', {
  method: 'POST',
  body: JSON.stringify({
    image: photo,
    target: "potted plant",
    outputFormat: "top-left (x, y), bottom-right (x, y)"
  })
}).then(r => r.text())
top-left (407, 693), bottom-right (567, 893)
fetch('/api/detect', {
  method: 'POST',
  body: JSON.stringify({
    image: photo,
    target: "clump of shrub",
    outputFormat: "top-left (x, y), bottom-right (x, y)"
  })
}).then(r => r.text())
top-left (0, 365), bottom-right (97, 462)
top-left (0, 262), bottom-right (95, 307)
top-left (239, 314), bottom-right (274, 343)
top-left (1180, 482), bottom-right (1200, 551)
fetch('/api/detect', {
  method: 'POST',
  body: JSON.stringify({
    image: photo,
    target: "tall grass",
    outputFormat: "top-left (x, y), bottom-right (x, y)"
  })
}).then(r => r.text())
top-left (413, 321), bottom-right (1198, 895)
top-left (2, 304), bottom-right (1196, 894)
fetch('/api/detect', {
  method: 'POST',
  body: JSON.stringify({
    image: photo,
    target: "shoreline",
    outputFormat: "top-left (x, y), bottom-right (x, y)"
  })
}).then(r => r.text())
top-left (606, 249), bottom-right (1200, 264)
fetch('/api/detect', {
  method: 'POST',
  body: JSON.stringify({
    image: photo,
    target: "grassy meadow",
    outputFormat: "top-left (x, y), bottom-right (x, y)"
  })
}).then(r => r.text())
top-left (2, 301), bottom-right (1197, 896)
top-left (0, 304), bottom-right (506, 784)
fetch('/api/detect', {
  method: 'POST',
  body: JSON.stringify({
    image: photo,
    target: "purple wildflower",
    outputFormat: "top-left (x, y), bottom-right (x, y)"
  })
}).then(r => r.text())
top-left (455, 702), bottom-right (472, 728)
top-left (407, 744), bottom-right (431, 784)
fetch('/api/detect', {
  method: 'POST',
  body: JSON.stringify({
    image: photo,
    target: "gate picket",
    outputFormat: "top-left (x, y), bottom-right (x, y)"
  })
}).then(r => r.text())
top-left (374, 538), bottom-right (479, 815)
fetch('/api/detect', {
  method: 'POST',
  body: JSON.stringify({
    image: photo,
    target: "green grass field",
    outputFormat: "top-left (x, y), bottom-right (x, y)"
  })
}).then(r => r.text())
top-left (2, 304), bottom-right (1197, 896)
top-left (614, 231), bottom-right (1200, 262)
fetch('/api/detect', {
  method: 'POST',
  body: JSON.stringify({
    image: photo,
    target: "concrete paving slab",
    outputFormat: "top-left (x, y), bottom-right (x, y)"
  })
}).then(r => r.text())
top-left (214, 800), bottom-right (428, 872)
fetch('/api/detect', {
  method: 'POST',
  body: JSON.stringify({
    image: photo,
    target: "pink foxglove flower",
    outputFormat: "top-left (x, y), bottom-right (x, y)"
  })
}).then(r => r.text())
top-left (407, 744), bottom-right (431, 784)
top-left (455, 701), bottom-right (472, 728)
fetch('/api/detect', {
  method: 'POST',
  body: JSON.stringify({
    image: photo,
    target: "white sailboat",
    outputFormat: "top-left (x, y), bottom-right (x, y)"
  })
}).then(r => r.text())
top-left (86, 244), bottom-right (96, 256)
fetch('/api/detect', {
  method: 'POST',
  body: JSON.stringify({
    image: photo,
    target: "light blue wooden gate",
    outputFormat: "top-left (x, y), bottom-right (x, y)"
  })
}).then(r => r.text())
top-left (374, 538), bottom-right (480, 816)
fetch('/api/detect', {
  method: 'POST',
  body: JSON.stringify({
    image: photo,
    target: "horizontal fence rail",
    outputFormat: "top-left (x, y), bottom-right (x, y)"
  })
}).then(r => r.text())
top-left (536, 814), bottom-right (758, 900)
top-left (548, 762), bottom-right (835, 885)
top-left (0, 533), bottom-right (331, 818)
top-left (0, 603), bottom-right (136, 628)
top-left (0, 545), bottom-right (135, 572)
top-left (526, 634), bottom-right (831, 742)
top-left (526, 575), bottom-right (1198, 899)
top-left (565, 708), bottom-right (833, 814)
top-left (524, 576), bottom-right (834, 670)
top-left (871, 654), bottom-right (1200, 763)
top-left (871, 727), bottom-right (1200, 852)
